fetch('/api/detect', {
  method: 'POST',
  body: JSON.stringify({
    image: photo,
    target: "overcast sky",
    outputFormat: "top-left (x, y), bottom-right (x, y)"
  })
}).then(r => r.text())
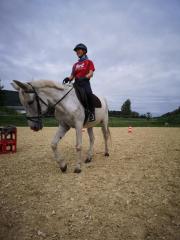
top-left (0, 0), bottom-right (180, 115)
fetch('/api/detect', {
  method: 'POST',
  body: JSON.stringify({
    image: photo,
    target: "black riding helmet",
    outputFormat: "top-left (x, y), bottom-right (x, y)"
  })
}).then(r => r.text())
top-left (73, 43), bottom-right (87, 53)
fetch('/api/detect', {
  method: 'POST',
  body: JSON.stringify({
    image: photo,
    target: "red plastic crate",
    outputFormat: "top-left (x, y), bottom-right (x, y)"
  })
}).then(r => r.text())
top-left (0, 126), bottom-right (17, 154)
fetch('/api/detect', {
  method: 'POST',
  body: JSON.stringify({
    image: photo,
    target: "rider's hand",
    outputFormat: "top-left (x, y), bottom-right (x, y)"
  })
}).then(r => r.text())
top-left (63, 77), bottom-right (70, 84)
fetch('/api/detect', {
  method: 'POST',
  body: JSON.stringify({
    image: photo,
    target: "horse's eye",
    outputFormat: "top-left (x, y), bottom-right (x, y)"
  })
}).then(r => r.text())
top-left (27, 100), bottom-right (34, 105)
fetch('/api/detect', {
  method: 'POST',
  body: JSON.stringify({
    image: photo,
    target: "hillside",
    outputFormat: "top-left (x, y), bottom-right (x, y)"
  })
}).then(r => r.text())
top-left (161, 106), bottom-right (180, 117)
top-left (0, 90), bottom-right (21, 106)
top-left (157, 106), bottom-right (180, 125)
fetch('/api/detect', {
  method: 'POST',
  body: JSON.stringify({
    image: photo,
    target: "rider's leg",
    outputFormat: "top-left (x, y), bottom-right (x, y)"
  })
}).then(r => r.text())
top-left (75, 79), bottom-right (95, 121)
top-left (84, 82), bottom-right (95, 121)
top-left (86, 92), bottom-right (95, 121)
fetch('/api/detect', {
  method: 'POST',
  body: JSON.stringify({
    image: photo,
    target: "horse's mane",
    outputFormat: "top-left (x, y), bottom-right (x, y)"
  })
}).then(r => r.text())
top-left (30, 80), bottom-right (65, 90)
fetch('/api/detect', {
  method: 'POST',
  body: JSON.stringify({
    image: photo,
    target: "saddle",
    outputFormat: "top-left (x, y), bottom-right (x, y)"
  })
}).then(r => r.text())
top-left (73, 82), bottom-right (102, 123)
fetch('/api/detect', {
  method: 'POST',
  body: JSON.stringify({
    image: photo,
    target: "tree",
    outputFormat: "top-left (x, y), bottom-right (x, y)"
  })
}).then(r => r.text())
top-left (0, 79), bottom-right (5, 106)
top-left (146, 112), bottom-right (152, 120)
top-left (121, 99), bottom-right (132, 116)
top-left (0, 79), bottom-right (4, 90)
top-left (131, 111), bottom-right (139, 118)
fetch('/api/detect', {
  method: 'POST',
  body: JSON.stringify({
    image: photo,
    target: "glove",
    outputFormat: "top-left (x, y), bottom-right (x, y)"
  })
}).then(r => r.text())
top-left (63, 77), bottom-right (70, 84)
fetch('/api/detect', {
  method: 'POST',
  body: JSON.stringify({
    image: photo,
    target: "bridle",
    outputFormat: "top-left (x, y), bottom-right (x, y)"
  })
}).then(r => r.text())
top-left (25, 83), bottom-right (73, 123)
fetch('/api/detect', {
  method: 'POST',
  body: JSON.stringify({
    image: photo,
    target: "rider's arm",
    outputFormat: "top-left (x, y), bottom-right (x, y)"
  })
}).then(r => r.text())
top-left (86, 60), bottom-right (95, 79)
top-left (85, 70), bottom-right (93, 79)
top-left (68, 75), bottom-right (74, 81)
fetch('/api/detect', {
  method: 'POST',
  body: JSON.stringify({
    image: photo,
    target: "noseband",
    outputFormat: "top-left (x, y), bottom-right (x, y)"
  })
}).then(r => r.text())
top-left (25, 83), bottom-right (73, 123)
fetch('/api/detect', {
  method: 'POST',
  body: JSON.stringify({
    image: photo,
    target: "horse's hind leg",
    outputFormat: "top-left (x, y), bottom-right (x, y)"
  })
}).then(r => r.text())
top-left (101, 121), bottom-right (110, 157)
top-left (51, 124), bottom-right (70, 172)
top-left (85, 127), bottom-right (95, 163)
top-left (74, 124), bottom-right (83, 173)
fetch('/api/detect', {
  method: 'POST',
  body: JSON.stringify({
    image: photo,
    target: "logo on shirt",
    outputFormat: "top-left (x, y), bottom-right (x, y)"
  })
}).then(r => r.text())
top-left (75, 63), bottom-right (85, 70)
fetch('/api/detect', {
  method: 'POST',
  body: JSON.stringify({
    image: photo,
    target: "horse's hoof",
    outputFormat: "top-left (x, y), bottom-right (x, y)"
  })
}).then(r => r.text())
top-left (74, 167), bottom-right (81, 173)
top-left (60, 164), bottom-right (67, 173)
top-left (104, 152), bottom-right (109, 157)
top-left (85, 157), bottom-right (92, 163)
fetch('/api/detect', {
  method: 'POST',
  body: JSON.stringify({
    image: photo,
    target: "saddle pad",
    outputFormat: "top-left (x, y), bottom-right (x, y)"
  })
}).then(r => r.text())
top-left (74, 83), bottom-right (102, 109)
top-left (92, 94), bottom-right (102, 108)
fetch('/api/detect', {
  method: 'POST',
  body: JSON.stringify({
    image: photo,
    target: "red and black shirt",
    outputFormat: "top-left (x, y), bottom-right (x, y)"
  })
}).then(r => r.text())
top-left (71, 59), bottom-right (95, 79)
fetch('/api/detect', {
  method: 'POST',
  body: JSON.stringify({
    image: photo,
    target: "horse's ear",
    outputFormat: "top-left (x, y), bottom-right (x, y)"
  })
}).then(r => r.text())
top-left (11, 80), bottom-right (20, 91)
top-left (11, 80), bottom-right (31, 91)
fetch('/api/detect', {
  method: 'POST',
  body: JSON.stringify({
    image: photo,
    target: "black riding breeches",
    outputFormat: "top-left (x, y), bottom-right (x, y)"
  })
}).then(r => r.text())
top-left (75, 79), bottom-right (94, 113)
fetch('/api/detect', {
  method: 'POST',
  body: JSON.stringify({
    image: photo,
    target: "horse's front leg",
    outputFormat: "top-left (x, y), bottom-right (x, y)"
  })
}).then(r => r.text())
top-left (51, 124), bottom-right (70, 172)
top-left (74, 124), bottom-right (83, 173)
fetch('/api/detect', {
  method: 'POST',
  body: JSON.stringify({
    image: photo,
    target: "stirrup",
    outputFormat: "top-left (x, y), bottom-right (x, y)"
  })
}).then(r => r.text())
top-left (88, 112), bottom-right (95, 122)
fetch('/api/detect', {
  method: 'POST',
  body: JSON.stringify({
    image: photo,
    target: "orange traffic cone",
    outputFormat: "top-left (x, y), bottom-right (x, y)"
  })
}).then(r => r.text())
top-left (128, 126), bottom-right (132, 133)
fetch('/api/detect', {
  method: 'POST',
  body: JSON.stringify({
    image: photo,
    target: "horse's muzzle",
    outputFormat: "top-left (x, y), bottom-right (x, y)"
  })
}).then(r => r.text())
top-left (30, 125), bottom-right (43, 131)
top-left (27, 118), bottom-right (43, 131)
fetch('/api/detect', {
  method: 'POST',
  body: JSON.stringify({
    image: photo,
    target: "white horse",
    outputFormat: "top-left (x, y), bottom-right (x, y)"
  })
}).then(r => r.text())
top-left (11, 80), bottom-right (110, 173)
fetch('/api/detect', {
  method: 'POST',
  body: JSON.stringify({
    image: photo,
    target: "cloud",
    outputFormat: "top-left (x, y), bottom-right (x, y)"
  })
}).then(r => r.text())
top-left (0, 0), bottom-right (180, 115)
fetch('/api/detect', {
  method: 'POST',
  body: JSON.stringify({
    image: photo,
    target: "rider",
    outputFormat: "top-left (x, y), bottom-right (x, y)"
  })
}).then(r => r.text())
top-left (63, 43), bottom-right (95, 122)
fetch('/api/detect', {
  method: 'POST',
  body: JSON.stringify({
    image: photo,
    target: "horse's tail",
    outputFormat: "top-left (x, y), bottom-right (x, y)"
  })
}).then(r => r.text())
top-left (102, 98), bottom-right (112, 143)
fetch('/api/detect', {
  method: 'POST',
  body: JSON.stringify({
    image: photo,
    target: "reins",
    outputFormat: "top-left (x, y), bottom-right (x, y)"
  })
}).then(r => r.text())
top-left (25, 83), bottom-right (73, 122)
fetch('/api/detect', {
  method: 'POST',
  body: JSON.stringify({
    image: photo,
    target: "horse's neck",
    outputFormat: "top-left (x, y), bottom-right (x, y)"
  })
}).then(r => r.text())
top-left (40, 86), bottom-right (77, 110)
top-left (40, 87), bottom-right (65, 105)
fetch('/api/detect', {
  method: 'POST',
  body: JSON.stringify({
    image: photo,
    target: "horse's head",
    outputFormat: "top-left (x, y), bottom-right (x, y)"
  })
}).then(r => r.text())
top-left (11, 80), bottom-right (48, 131)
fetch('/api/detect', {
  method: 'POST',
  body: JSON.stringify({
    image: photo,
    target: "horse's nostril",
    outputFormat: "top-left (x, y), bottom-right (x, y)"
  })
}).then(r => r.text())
top-left (30, 126), bottom-right (38, 131)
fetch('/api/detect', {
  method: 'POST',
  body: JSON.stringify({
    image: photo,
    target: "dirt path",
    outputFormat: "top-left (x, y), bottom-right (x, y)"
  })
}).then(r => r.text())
top-left (0, 127), bottom-right (180, 240)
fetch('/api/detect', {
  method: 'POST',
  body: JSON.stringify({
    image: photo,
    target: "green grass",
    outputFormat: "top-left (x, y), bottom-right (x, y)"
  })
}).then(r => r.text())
top-left (0, 115), bottom-right (59, 127)
top-left (0, 115), bottom-right (179, 127)
top-left (0, 115), bottom-right (28, 126)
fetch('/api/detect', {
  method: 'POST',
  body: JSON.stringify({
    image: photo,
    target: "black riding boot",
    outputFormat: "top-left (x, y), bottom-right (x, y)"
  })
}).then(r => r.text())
top-left (88, 111), bottom-right (95, 122)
